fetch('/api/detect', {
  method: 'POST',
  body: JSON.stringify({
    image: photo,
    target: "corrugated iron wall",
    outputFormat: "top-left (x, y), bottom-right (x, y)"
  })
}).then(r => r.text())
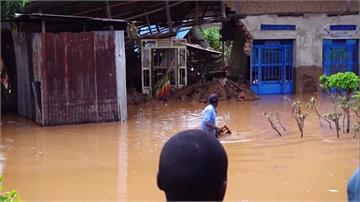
top-left (12, 32), bottom-right (34, 119)
top-left (14, 31), bottom-right (127, 126)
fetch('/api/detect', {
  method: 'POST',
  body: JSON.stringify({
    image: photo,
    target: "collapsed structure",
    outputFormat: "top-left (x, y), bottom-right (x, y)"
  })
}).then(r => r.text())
top-left (1, 1), bottom-right (359, 125)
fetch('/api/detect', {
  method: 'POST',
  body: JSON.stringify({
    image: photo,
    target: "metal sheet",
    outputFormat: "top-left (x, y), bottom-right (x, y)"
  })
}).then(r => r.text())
top-left (37, 31), bottom-right (126, 126)
top-left (114, 31), bottom-right (127, 122)
top-left (94, 31), bottom-right (118, 122)
top-left (12, 32), bottom-right (33, 118)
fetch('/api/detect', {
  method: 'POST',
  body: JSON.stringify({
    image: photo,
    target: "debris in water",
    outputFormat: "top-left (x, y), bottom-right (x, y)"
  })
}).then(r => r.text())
top-left (168, 78), bottom-right (259, 102)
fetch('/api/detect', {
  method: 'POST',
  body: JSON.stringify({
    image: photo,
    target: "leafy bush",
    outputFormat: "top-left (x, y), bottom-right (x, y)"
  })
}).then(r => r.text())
top-left (320, 72), bottom-right (360, 134)
top-left (1, 0), bottom-right (29, 19)
top-left (202, 27), bottom-right (221, 50)
top-left (201, 27), bottom-right (232, 64)
top-left (320, 72), bottom-right (360, 92)
top-left (0, 176), bottom-right (22, 202)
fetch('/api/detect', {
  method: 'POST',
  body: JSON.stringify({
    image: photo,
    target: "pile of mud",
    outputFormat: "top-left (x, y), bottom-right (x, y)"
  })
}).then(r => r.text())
top-left (169, 78), bottom-right (259, 102)
top-left (127, 89), bottom-right (150, 105)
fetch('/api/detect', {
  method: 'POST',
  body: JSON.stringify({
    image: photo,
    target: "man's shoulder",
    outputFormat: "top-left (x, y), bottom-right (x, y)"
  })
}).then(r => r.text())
top-left (204, 105), bottom-right (215, 112)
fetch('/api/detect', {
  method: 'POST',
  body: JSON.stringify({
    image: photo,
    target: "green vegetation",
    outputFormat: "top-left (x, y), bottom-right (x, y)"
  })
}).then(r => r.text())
top-left (320, 72), bottom-right (360, 135)
top-left (0, 176), bottom-right (22, 202)
top-left (201, 27), bottom-right (232, 64)
top-left (1, 0), bottom-right (29, 19)
top-left (320, 72), bottom-right (360, 93)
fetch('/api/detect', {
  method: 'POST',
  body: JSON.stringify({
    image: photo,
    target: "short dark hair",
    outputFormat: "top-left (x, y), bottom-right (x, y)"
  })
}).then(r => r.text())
top-left (157, 129), bottom-right (228, 201)
top-left (208, 93), bottom-right (219, 104)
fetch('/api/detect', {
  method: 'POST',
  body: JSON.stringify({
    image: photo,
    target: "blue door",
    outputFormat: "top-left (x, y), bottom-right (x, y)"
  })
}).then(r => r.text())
top-left (250, 40), bottom-right (294, 95)
top-left (323, 39), bottom-right (359, 76)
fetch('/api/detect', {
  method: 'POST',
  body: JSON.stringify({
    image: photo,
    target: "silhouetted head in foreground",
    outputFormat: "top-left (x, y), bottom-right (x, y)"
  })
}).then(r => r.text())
top-left (157, 129), bottom-right (228, 201)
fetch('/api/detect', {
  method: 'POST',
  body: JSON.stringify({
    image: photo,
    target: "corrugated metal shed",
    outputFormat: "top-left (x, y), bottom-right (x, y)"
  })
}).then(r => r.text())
top-left (13, 31), bottom-right (127, 126)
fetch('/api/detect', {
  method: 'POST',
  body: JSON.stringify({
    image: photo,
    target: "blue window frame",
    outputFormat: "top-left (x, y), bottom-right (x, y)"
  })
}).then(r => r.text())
top-left (330, 25), bottom-right (357, 31)
top-left (261, 24), bottom-right (296, 31)
top-left (323, 39), bottom-right (359, 76)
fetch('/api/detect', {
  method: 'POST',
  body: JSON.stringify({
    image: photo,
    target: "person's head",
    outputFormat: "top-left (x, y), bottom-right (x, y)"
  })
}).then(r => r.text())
top-left (208, 93), bottom-right (219, 108)
top-left (157, 129), bottom-right (228, 201)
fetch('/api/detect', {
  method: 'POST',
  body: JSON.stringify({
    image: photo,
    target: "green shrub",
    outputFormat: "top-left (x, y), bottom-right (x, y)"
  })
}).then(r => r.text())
top-left (1, 0), bottom-right (29, 19)
top-left (0, 176), bottom-right (22, 202)
top-left (320, 72), bottom-right (360, 92)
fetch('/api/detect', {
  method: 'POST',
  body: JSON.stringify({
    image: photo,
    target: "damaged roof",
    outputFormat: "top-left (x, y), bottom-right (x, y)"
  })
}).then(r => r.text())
top-left (23, 1), bottom-right (224, 27)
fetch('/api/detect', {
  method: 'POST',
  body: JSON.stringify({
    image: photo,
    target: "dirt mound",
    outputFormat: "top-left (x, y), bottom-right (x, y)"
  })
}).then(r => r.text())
top-left (169, 78), bottom-right (259, 102)
top-left (127, 89), bottom-right (150, 105)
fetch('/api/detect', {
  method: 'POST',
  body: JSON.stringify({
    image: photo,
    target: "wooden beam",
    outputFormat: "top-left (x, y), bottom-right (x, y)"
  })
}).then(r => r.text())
top-left (111, 2), bottom-right (164, 19)
top-left (221, 0), bottom-right (226, 18)
top-left (125, 1), bottom-right (184, 21)
top-left (72, 1), bottom-right (136, 16)
top-left (201, 4), bottom-right (208, 19)
top-left (104, 1), bottom-right (114, 30)
top-left (236, 0), bottom-right (241, 14)
top-left (144, 8), bottom-right (153, 35)
top-left (41, 20), bottom-right (46, 33)
top-left (211, 5), bottom-right (218, 16)
top-left (165, 0), bottom-right (173, 33)
top-left (195, 1), bottom-right (199, 25)
top-left (156, 24), bottom-right (161, 33)
top-left (112, 11), bottom-right (132, 19)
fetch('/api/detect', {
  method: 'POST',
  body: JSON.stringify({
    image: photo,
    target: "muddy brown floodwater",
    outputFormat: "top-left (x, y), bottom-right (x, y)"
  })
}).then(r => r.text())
top-left (1, 95), bottom-right (359, 202)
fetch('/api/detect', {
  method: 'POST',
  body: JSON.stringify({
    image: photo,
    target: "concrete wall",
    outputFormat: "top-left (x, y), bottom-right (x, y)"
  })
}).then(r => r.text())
top-left (240, 14), bottom-right (360, 94)
top-left (226, 1), bottom-right (359, 16)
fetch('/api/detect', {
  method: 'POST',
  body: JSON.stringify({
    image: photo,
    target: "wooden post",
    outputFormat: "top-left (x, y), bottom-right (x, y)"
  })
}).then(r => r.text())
top-left (41, 20), bottom-right (46, 33)
top-left (236, 0), bottom-right (241, 14)
top-left (195, 1), bottom-right (199, 25)
top-left (222, 40), bottom-right (225, 64)
top-left (165, 0), bottom-right (173, 33)
top-left (221, 0), bottom-right (226, 18)
top-left (105, 1), bottom-right (114, 30)
top-left (156, 25), bottom-right (161, 33)
top-left (144, 9), bottom-right (153, 35)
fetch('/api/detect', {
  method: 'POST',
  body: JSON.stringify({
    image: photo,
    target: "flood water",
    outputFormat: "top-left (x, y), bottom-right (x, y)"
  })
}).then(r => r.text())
top-left (1, 95), bottom-right (359, 202)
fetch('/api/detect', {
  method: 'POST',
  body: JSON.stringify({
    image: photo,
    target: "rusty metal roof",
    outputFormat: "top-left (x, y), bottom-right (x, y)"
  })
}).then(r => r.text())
top-left (23, 1), bottom-right (223, 27)
top-left (12, 13), bottom-right (129, 24)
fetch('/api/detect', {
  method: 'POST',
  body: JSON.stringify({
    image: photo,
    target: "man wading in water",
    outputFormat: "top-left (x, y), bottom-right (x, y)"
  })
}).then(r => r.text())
top-left (200, 93), bottom-right (231, 138)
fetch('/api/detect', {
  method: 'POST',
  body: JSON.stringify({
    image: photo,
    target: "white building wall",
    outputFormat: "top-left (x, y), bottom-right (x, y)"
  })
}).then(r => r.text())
top-left (241, 14), bottom-right (360, 68)
top-left (240, 14), bottom-right (360, 93)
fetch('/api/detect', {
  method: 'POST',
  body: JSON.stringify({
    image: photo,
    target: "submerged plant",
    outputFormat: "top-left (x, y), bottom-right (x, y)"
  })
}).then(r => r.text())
top-left (306, 97), bottom-right (332, 128)
top-left (283, 97), bottom-right (307, 138)
top-left (320, 72), bottom-right (360, 134)
top-left (263, 111), bottom-right (286, 136)
top-left (291, 100), bottom-right (307, 138)
top-left (325, 111), bottom-right (342, 138)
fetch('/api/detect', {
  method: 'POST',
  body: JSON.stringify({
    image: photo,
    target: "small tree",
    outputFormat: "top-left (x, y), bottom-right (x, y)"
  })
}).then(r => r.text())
top-left (320, 72), bottom-right (360, 133)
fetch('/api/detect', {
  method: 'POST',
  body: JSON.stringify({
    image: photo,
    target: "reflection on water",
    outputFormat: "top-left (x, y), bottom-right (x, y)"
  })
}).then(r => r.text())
top-left (0, 95), bottom-right (359, 201)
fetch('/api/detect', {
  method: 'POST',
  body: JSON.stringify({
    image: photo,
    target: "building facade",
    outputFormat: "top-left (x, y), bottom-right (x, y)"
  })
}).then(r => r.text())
top-left (226, 1), bottom-right (360, 94)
